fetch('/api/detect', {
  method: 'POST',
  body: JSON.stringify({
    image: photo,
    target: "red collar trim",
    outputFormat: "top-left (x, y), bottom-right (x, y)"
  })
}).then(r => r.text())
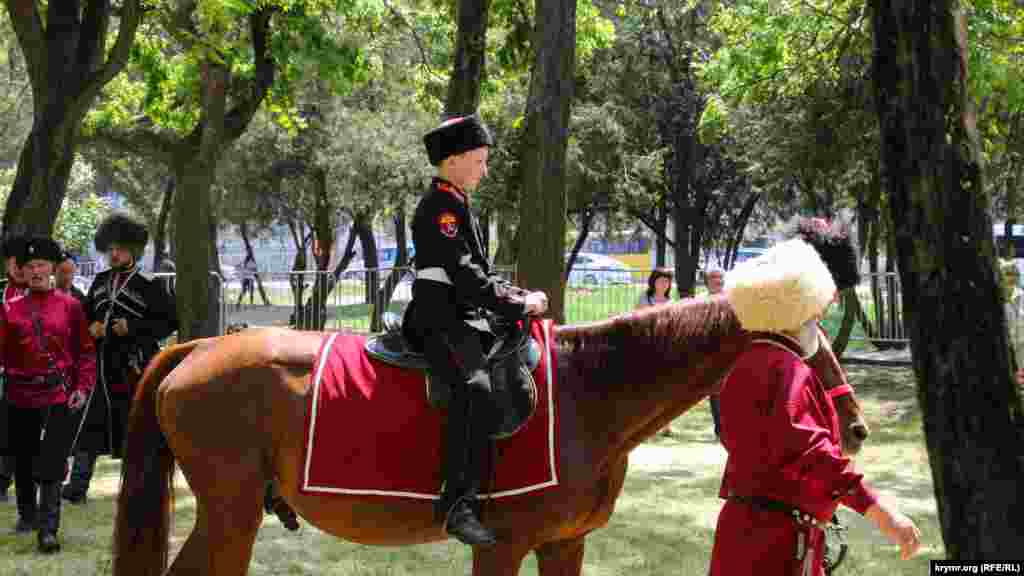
top-left (433, 178), bottom-right (466, 204)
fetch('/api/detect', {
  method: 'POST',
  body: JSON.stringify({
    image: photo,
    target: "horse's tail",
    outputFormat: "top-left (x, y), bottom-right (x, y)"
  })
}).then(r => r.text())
top-left (113, 338), bottom-right (208, 576)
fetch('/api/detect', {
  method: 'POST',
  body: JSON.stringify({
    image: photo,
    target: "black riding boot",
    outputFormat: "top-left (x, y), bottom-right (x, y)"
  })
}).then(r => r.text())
top-left (36, 481), bottom-right (61, 553)
top-left (14, 464), bottom-right (36, 533)
top-left (435, 378), bottom-right (496, 547)
top-left (62, 451), bottom-right (96, 503)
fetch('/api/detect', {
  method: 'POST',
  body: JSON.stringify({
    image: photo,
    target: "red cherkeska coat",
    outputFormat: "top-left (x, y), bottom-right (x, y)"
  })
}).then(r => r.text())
top-left (0, 289), bottom-right (96, 408)
top-left (710, 333), bottom-right (876, 576)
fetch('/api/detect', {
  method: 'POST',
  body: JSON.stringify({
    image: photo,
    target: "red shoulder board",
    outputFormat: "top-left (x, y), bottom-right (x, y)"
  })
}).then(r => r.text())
top-left (438, 212), bottom-right (459, 238)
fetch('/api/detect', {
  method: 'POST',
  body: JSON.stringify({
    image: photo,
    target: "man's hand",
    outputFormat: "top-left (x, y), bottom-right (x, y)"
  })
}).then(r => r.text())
top-left (525, 292), bottom-right (548, 316)
top-left (88, 321), bottom-right (104, 339)
top-left (67, 390), bottom-right (87, 411)
top-left (112, 318), bottom-right (129, 337)
top-left (1016, 368), bottom-right (1024, 388)
top-left (866, 501), bottom-right (922, 560)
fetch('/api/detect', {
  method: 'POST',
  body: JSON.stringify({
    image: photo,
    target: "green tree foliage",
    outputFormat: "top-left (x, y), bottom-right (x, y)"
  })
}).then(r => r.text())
top-left (0, 159), bottom-right (110, 254)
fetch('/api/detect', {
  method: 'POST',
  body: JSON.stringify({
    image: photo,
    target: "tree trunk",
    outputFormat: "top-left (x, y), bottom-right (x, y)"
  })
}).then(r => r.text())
top-left (831, 288), bottom-right (857, 357)
top-left (446, 0), bottom-right (491, 115)
top-left (493, 215), bottom-right (517, 268)
top-left (516, 0), bottom-right (575, 323)
top-left (2, 0), bottom-right (142, 237)
top-left (872, 1), bottom-right (1024, 557)
top-left (285, 219), bottom-right (310, 326)
top-left (372, 207), bottom-right (409, 332)
top-left (299, 224), bottom-right (359, 330)
top-left (655, 195), bottom-right (668, 268)
top-left (3, 113), bottom-right (82, 235)
top-left (308, 168), bottom-right (335, 329)
top-left (564, 207), bottom-right (596, 281)
top-left (152, 176), bottom-right (175, 272)
top-left (173, 59), bottom-right (229, 342)
top-left (353, 212), bottom-right (378, 306)
top-left (725, 190), bottom-right (761, 270)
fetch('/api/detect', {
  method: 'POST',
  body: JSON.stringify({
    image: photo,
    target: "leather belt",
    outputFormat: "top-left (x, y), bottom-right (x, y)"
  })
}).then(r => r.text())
top-left (416, 267), bottom-right (452, 285)
top-left (8, 373), bottom-right (62, 388)
top-left (727, 494), bottom-right (828, 530)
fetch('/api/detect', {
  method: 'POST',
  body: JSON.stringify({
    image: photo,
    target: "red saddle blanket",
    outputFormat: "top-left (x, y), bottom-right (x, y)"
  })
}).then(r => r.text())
top-left (300, 318), bottom-right (560, 500)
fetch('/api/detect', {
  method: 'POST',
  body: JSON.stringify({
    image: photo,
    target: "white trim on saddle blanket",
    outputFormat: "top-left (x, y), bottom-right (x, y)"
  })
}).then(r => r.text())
top-left (301, 319), bottom-right (559, 500)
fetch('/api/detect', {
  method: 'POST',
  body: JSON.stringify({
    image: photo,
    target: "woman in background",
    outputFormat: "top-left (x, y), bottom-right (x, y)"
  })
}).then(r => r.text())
top-left (637, 268), bottom-right (674, 309)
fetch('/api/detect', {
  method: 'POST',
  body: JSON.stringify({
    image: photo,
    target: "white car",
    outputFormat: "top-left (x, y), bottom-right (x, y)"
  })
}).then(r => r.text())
top-left (566, 252), bottom-right (634, 286)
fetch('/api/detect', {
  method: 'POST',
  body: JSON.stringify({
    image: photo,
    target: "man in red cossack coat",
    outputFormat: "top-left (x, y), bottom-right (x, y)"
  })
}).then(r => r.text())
top-left (711, 233), bottom-right (921, 576)
top-left (0, 234), bottom-right (28, 502)
top-left (0, 236), bottom-right (96, 554)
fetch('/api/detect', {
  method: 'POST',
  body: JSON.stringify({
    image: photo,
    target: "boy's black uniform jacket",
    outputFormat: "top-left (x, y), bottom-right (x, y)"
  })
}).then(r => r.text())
top-left (404, 177), bottom-right (526, 343)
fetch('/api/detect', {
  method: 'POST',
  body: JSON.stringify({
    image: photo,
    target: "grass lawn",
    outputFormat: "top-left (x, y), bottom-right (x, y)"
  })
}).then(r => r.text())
top-left (0, 365), bottom-right (943, 574)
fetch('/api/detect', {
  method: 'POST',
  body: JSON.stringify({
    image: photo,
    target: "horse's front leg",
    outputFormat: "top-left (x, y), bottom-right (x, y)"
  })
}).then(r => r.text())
top-left (472, 542), bottom-right (532, 576)
top-left (534, 536), bottom-right (586, 575)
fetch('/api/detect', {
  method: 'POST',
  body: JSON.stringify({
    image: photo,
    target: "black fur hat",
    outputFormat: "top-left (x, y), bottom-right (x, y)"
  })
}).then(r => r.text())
top-left (16, 236), bottom-right (62, 266)
top-left (1, 234), bottom-right (27, 261)
top-left (791, 217), bottom-right (861, 291)
top-left (95, 213), bottom-right (149, 255)
top-left (423, 114), bottom-right (494, 166)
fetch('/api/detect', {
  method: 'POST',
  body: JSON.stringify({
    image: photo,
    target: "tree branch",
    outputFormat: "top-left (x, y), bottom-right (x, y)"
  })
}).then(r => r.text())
top-left (627, 207), bottom-right (676, 248)
top-left (80, 0), bottom-right (143, 103)
top-left (5, 0), bottom-right (46, 99)
top-left (81, 123), bottom-right (178, 166)
top-left (224, 9), bottom-right (274, 143)
top-left (380, 0), bottom-right (442, 80)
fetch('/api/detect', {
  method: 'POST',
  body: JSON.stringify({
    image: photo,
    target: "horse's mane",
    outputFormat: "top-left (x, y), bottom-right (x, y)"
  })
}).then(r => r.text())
top-left (554, 295), bottom-right (742, 390)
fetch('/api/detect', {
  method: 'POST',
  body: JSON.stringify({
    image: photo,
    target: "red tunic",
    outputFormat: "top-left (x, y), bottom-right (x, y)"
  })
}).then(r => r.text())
top-left (2, 283), bottom-right (24, 304)
top-left (0, 289), bottom-right (96, 408)
top-left (710, 334), bottom-right (877, 576)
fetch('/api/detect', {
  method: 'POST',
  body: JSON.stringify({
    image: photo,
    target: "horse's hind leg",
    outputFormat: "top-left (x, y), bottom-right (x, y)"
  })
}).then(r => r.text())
top-left (472, 543), bottom-right (531, 576)
top-left (166, 478), bottom-right (264, 575)
top-left (534, 536), bottom-right (586, 576)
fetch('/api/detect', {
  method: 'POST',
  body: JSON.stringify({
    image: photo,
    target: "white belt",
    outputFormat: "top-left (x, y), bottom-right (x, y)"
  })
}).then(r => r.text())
top-left (416, 267), bottom-right (452, 285)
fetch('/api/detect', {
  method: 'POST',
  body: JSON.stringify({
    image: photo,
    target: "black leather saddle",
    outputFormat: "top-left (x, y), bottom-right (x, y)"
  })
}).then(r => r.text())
top-left (365, 312), bottom-right (542, 439)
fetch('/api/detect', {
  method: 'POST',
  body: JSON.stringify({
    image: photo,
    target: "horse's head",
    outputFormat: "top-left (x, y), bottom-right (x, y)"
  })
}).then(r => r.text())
top-left (805, 333), bottom-right (869, 456)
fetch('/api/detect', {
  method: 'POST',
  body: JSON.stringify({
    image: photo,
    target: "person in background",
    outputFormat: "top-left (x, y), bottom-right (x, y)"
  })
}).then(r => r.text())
top-left (0, 234), bottom-right (27, 502)
top-left (704, 267), bottom-right (725, 439)
top-left (636, 268), bottom-right (674, 308)
top-left (711, 238), bottom-right (920, 575)
top-left (55, 251), bottom-right (86, 304)
top-left (0, 236), bottom-right (96, 553)
top-left (237, 254), bottom-right (258, 308)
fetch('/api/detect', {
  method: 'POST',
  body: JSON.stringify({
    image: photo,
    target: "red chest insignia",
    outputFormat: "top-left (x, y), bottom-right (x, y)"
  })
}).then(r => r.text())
top-left (438, 212), bottom-right (459, 238)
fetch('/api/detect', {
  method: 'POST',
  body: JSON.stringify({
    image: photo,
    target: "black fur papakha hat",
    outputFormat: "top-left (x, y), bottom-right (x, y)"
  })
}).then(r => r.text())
top-left (1, 234), bottom-right (27, 261)
top-left (791, 217), bottom-right (861, 291)
top-left (96, 213), bottom-right (149, 255)
top-left (423, 114), bottom-right (494, 166)
top-left (16, 236), bottom-right (62, 266)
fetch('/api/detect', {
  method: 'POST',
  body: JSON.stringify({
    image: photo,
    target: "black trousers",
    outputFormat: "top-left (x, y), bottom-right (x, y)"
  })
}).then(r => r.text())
top-left (418, 324), bottom-right (496, 516)
top-left (6, 403), bottom-right (76, 533)
top-left (6, 403), bottom-right (76, 483)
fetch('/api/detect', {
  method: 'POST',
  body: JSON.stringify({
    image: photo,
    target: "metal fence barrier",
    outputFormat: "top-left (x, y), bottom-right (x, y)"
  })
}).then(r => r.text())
top-left (73, 267), bottom-right (910, 348)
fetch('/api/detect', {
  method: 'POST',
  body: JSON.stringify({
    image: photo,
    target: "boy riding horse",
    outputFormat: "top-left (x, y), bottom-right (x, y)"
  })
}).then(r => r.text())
top-left (403, 113), bottom-right (548, 547)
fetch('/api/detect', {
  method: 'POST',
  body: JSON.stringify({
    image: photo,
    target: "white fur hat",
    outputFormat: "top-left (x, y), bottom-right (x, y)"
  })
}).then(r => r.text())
top-left (724, 238), bottom-right (837, 333)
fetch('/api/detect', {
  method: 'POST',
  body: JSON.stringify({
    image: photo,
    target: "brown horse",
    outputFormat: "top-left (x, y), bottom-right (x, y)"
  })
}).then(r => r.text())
top-left (113, 295), bottom-right (868, 575)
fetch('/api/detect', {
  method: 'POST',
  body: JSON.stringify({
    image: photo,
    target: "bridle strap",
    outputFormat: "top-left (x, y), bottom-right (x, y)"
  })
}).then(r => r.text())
top-left (828, 383), bottom-right (854, 399)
